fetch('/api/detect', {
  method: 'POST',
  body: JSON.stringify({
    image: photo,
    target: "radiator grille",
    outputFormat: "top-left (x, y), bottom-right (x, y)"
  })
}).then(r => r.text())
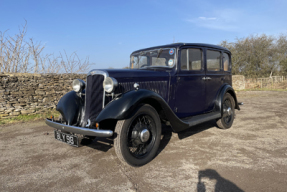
top-left (85, 75), bottom-right (104, 121)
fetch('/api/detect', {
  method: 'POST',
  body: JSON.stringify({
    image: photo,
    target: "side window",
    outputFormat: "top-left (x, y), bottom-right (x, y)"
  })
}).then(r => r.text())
top-left (180, 48), bottom-right (202, 71)
top-left (206, 50), bottom-right (221, 71)
top-left (223, 52), bottom-right (230, 71)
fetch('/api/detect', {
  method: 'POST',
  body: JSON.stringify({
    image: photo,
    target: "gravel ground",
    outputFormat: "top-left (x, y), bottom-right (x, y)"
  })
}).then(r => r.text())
top-left (0, 91), bottom-right (287, 192)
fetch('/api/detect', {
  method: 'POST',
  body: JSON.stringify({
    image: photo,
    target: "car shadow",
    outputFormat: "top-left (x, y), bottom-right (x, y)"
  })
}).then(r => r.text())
top-left (82, 137), bottom-right (113, 152)
top-left (155, 121), bottom-right (215, 156)
top-left (197, 169), bottom-right (244, 192)
top-left (177, 120), bottom-right (216, 140)
top-left (157, 124), bottom-right (173, 154)
top-left (82, 120), bottom-right (216, 153)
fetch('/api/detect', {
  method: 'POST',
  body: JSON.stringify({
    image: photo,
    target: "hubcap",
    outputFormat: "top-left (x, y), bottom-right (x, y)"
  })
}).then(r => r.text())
top-left (140, 129), bottom-right (150, 143)
top-left (226, 107), bottom-right (232, 116)
top-left (223, 98), bottom-right (233, 125)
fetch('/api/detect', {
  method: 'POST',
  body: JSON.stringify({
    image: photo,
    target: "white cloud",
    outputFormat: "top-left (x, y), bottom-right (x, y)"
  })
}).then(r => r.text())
top-left (199, 17), bottom-right (217, 20)
top-left (187, 9), bottom-right (241, 31)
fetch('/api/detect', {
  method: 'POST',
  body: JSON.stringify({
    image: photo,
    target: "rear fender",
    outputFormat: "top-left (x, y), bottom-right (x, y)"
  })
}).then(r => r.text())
top-left (215, 84), bottom-right (240, 117)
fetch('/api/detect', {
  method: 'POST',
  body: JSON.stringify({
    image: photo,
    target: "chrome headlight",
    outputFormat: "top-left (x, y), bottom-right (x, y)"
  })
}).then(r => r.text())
top-left (103, 77), bottom-right (118, 93)
top-left (72, 79), bottom-right (85, 93)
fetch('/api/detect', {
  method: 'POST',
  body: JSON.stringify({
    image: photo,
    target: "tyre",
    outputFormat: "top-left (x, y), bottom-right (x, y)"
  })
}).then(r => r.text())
top-left (114, 104), bottom-right (162, 166)
top-left (216, 93), bottom-right (235, 129)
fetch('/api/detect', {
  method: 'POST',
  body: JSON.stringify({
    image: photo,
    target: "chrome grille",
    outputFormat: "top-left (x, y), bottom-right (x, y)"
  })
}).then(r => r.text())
top-left (85, 74), bottom-right (105, 121)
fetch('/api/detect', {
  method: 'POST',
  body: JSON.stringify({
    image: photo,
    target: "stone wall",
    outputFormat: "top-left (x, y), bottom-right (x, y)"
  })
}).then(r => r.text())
top-left (232, 75), bottom-right (245, 90)
top-left (0, 73), bottom-right (85, 119)
top-left (0, 73), bottom-right (247, 119)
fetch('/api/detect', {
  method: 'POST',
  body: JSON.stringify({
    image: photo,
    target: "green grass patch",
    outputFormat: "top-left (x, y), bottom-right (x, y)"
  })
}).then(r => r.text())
top-left (0, 109), bottom-right (60, 125)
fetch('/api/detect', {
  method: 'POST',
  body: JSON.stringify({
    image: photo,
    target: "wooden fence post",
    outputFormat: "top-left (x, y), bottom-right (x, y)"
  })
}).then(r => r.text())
top-left (261, 79), bottom-right (262, 89)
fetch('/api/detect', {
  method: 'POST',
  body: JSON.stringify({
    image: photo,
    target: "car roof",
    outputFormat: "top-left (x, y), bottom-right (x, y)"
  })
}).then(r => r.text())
top-left (131, 43), bottom-right (230, 54)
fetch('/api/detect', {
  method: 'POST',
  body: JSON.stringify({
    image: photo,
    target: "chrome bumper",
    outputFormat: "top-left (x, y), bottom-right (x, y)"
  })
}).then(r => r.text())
top-left (45, 119), bottom-right (113, 137)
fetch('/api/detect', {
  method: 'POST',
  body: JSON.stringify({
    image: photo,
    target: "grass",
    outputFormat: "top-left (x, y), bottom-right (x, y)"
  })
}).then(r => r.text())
top-left (0, 109), bottom-right (60, 125)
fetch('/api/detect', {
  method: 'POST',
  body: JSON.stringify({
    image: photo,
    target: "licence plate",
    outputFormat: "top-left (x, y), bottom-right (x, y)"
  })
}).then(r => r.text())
top-left (54, 130), bottom-right (79, 147)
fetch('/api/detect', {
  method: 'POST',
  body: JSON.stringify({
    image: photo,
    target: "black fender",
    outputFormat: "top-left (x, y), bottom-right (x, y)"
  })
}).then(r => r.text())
top-left (215, 84), bottom-right (240, 117)
top-left (95, 89), bottom-right (190, 132)
top-left (56, 91), bottom-right (84, 125)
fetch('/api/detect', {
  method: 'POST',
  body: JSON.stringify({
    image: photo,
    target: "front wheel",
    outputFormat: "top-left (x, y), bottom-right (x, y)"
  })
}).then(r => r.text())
top-left (114, 104), bottom-right (161, 166)
top-left (216, 93), bottom-right (235, 129)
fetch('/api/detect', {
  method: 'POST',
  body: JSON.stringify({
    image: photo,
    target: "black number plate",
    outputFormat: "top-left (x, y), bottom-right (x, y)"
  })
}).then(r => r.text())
top-left (54, 130), bottom-right (79, 147)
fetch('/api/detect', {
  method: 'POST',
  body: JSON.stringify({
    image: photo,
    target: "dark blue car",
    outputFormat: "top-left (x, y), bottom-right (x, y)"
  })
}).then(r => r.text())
top-left (46, 43), bottom-right (241, 166)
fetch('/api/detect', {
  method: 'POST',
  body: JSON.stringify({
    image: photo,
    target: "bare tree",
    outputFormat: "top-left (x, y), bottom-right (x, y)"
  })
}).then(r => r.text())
top-left (59, 50), bottom-right (90, 73)
top-left (28, 38), bottom-right (45, 73)
top-left (0, 21), bottom-right (29, 73)
top-left (0, 21), bottom-right (94, 74)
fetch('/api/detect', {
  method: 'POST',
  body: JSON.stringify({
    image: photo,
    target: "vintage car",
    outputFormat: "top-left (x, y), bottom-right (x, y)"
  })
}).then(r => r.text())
top-left (46, 43), bottom-right (242, 166)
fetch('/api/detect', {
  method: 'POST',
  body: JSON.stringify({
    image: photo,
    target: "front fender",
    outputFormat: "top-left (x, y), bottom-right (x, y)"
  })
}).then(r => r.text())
top-left (95, 89), bottom-right (162, 122)
top-left (95, 89), bottom-right (190, 132)
top-left (56, 91), bottom-right (84, 125)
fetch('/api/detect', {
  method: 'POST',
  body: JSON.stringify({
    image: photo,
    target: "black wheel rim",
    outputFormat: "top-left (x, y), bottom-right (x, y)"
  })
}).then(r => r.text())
top-left (223, 98), bottom-right (233, 125)
top-left (126, 114), bottom-right (156, 158)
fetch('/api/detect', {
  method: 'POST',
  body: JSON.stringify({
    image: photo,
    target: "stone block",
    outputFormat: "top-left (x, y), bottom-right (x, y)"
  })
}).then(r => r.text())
top-left (35, 90), bottom-right (46, 95)
top-left (21, 109), bottom-right (36, 115)
top-left (0, 114), bottom-right (8, 117)
top-left (0, 107), bottom-right (6, 112)
top-left (10, 111), bottom-right (20, 116)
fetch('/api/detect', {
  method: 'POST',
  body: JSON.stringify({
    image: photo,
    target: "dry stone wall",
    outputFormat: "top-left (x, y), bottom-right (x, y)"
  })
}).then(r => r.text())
top-left (232, 75), bottom-right (245, 90)
top-left (0, 73), bottom-right (246, 119)
top-left (0, 73), bottom-right (85, 119)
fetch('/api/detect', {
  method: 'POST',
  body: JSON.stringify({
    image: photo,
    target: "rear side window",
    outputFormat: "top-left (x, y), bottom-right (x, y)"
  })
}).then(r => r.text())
top-left (206, 50), bottom-right (221, 71)
top-left (180, 48), bottom-right (202, 71)
top-left (223, 52), bottom-right (230, 71)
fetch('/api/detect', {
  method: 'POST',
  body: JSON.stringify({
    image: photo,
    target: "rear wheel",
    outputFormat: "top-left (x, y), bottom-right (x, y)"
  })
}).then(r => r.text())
top-left (216, 93), bottom-right (235, 129)
top-left (114, 104), bottom-right (161, 166)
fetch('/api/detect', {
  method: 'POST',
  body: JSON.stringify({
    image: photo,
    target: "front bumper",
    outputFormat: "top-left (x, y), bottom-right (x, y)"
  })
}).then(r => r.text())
top-left (45, 119), bottom-right (113, 137)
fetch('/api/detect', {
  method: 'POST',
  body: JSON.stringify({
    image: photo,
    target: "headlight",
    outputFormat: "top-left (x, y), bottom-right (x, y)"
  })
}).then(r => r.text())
top-left (103, 77), bottom-right (118, 93)
top-left (72, 79), bottom-right (85, 93)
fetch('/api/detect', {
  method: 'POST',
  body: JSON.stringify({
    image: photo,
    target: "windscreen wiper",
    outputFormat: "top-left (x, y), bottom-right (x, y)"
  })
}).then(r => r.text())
top-left (157, 48), bottom-right (163, 58)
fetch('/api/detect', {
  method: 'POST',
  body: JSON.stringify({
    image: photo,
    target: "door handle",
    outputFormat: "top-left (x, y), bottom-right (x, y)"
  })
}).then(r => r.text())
top-left (202, 77), bottom-right (212, 81)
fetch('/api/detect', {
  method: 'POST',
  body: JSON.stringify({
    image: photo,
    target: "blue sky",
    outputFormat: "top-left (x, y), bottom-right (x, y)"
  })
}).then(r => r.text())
top-left (1, 0), bottom-right (287, 70)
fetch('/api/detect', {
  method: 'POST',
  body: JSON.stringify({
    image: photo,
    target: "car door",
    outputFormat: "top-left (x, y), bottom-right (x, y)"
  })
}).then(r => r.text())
top-left (205, 48), bottom-right (225, 111)
top-left (174, 47), bottom-right (207, 118)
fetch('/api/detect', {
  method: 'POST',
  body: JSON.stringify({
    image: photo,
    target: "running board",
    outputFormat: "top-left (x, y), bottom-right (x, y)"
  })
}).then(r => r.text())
top-left (181, 112), bottom-right (221, 127)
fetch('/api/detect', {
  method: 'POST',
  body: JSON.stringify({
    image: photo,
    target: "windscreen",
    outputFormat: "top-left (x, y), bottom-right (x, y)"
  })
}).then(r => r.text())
top-left (130, 48), bottom-right (176, 69)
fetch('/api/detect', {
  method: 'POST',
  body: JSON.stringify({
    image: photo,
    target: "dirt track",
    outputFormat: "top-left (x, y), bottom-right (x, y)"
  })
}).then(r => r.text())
top-left (1, 91), bottom-right (287, 192)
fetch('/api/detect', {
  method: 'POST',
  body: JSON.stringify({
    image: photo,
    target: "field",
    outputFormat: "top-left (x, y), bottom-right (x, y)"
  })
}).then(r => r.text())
top-left (0, 91), bottom-right (287, 191)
